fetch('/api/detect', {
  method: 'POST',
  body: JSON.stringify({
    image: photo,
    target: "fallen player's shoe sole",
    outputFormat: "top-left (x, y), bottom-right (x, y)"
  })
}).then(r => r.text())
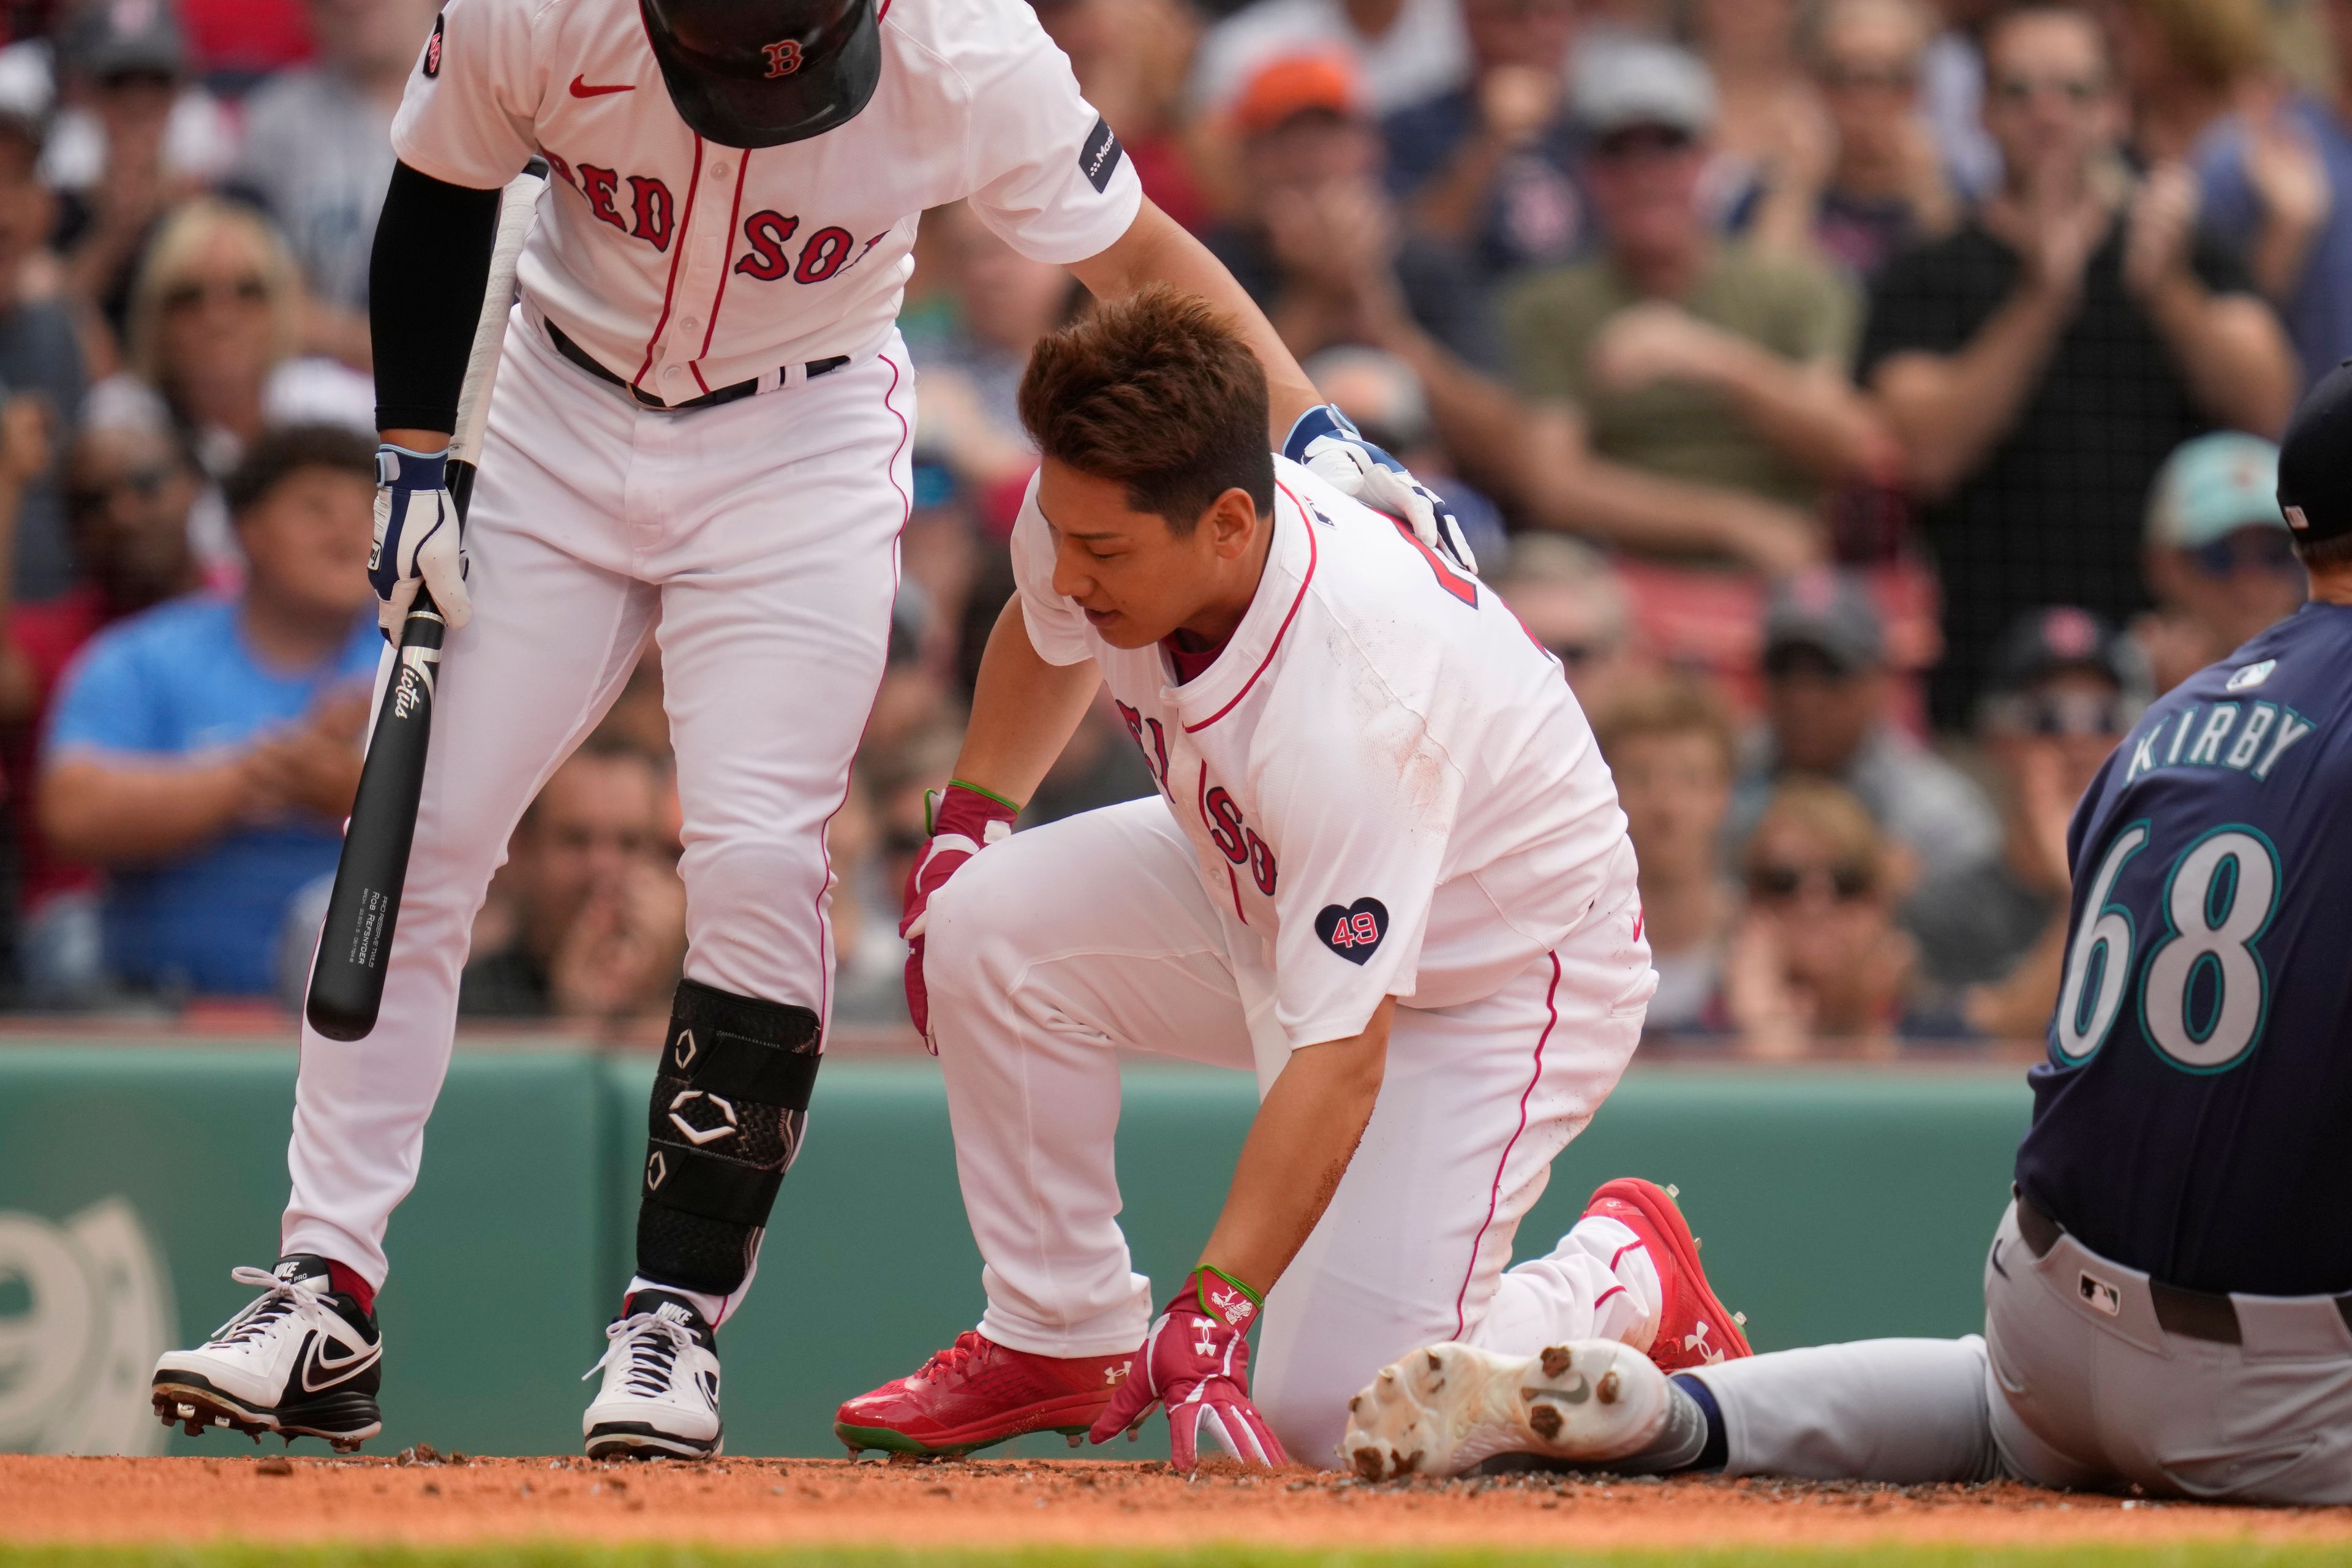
top-left (1341, 1339), bottom-right (1673, 1480)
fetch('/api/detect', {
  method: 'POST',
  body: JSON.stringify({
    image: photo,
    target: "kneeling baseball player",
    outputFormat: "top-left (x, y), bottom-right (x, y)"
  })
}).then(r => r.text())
top-left (833, 288), bottom-right (1751, 1469)
top-left (1341, 368), bottom-right (2352, 1504)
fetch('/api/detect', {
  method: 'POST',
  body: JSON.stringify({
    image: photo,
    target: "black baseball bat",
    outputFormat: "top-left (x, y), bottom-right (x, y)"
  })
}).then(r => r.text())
top-left (304, 169), bottom-right (545, 1042)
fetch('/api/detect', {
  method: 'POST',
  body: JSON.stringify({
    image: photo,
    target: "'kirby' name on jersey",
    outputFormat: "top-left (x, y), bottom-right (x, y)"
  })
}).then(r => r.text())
top-left (2121, 661), bottom-right (2317, 787)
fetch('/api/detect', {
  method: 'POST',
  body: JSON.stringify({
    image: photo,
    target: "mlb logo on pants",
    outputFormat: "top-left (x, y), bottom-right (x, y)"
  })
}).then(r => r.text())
top-left (2078, 1273), bottom-right (2122, 1316)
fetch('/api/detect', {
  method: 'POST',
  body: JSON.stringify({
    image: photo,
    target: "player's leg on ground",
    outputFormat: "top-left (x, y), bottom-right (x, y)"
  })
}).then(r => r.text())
top-left (1983, 1199), bottom-right (2352, 1502)
top-left (585, 346), bottom-right (910, 1458)
top-left (282, 320), bottom-right (662, 1285)
top-left (1251, 891), bottom-right (1651, 1467)
top-left (830, 797), bottom-right (1259, 1457)
top-left (1680, 1337), bottom-right (2010, 1483)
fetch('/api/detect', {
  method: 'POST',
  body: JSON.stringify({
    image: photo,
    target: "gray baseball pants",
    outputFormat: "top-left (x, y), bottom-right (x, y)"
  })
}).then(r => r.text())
top-left (1684, 1200), bottom-right (2352, 1504)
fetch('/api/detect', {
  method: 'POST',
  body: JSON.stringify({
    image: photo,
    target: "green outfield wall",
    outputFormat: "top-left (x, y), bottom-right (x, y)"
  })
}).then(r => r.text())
top-left (0, 1046), bottom-right (2030, 1460)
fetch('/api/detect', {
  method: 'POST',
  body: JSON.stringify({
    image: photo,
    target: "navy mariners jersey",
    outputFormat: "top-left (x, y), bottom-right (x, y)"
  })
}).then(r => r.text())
top-left (2016, 601), bottom-right (2352, 1296)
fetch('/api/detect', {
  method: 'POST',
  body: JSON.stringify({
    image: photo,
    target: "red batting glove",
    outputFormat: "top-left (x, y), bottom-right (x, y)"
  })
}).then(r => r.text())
top-left (1089, 1267), bottom-right (1287, 1471)
top-left (900, 780), bottom-right (1018, 1050)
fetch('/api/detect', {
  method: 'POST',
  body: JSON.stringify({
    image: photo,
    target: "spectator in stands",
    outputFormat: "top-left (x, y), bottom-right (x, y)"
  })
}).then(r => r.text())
top-left (910, 202), bottom-right (1079, 515)
top-left (108, 200), bottom-right (374, 473)
top-left (0, 102), bottom-right (86, 602)
top-left (1496, 532), bottom-right (1642, 712)
top-left (2133, 431), bottom-right (2303, 693)
top-left (1504, 40), bottom-right (1881, 577)
top-left (2105, 0), bottom-right (2272, 166)
top-left (51, 0), bottom-right (214, 352)
top-left (2197, 0), bottom-right (2351, 387)
top-left (1593, 676), bottom-right (1738, 1036)
top-left (1805, 0), bottom-right (1958, 279)
top-left (2, 413), bottom-right (195, 1002)
top-left (1908, 606), bottom-right (2144, 1039)
top-left (1188, 0), bottom-right (1467, 123)
top-left (1688, 0), bottom-right (1835, 251)
top-left (1031, 0), bottom-right (1210, 233)
top-left (1722, 776), bottom-right (1962, 1056)
top-left (1303, 342), bottom-right (1507, 565)
top-left (458, 735), bottom-right (687, 1022)
top-left (1382, 0), bottom-right (1587, 284)
top-left (37, 425), bottom-right (378, 1001)
top-left (233, 0), bottom-right (443, 372)
top-left (1732, 567), bottom-right (1999, 884)
top-left (1207, 54), bottom-right (1502, 372)
top-left (1859, 4), bottom-right (2296, 726)
top-left (1918, 0), bottom-right (2004, 202)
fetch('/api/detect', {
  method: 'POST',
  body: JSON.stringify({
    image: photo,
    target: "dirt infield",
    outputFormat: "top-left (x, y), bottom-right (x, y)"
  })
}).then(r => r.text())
top-left (7, 1453), bottom-right (2352, 1555)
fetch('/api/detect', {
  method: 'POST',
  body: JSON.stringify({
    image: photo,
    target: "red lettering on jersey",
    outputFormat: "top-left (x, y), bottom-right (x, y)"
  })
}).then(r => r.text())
top-left (734, 210), bottom-right (800, 281)
top-left (1248, 831), bottom-right (1278, 895)
top-left (1390, 518), bottom-right (1476, 607)
top-left (762, 39), bottom-right (802, 77)
top-left (793, 225), bottom-right (854, 284)
top-left (1144, 717), bottom-right (1170, 783)
top-left (578, 164), bottom-right (626, 232)
top-left (627, 175), bottom-right (675, 252)
top-left (1205, 786), bottom-right (1248, 865)
top-left (541, 149), bottom-right (578, 192)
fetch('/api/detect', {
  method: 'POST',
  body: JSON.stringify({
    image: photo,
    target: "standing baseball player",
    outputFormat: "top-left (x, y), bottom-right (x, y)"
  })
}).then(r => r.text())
top-left (148, 0), bottom-right (1461, 1461)
top-left (1343, 365), bottom-right (2352, 1502)
top-left (831, 288), bottom-right (1752, 1471)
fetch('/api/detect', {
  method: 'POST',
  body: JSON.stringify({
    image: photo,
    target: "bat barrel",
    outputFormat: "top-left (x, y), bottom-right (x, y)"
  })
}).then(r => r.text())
top-left (303, 603), bottom-right (447, 1041)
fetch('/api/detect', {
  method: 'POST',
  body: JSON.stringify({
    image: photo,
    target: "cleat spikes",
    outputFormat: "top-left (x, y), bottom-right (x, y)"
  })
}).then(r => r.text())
top-left (1539, 1345), bottom-right (1572, 1378)
top-left (1665, 1184), bottom-right (1680, 1200)
top-left (1066, 1433), bottom-right (1083, 1449)
top-left (1598, 1370), bottom-right (1621, 1404)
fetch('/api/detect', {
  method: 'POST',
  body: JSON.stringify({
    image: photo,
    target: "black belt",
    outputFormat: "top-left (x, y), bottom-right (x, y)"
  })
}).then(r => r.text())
top-left (2015, 1193), bottom-right (2352, 1344)
top-left (546, 318), bottom-right (848, 411)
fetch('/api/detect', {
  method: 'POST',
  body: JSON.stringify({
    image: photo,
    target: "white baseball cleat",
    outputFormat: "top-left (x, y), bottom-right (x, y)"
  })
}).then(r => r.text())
top-left (583, 1291), bottom-right (724, 1459)
top-left (1340, 1340), bottom-right (1676, 1480)
top-left (150, 1256), bottom-right (384, 1452)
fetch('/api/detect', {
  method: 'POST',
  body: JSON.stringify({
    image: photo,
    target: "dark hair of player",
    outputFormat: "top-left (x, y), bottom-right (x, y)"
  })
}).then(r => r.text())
top-left (1017, 284), bottom-right (1276, 535)
top-left (224, 423), bottom-right (378, 519)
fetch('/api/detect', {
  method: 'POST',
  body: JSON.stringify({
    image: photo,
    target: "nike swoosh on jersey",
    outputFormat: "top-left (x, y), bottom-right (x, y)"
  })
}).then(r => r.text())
top-left (568, 75), bottom-right (635, 97)
top-left (297, 1331), bottom-right (383, 1394)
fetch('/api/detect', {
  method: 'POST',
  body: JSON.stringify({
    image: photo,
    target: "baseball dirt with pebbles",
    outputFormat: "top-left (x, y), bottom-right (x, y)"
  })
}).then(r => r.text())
top-left (7, 1453), bottom-right (2352, 1556)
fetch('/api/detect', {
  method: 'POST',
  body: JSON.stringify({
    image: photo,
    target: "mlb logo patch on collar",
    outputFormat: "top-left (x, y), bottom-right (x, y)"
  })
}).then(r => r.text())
top-left (1315, 899), bottom-right (1388, 964)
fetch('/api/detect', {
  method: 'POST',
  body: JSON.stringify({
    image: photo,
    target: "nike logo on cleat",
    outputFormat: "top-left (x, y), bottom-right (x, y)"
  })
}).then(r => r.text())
top-left (568, 75), bottom-right (635, 97)
top-left (297, 1332), bottom-right (383, 1394)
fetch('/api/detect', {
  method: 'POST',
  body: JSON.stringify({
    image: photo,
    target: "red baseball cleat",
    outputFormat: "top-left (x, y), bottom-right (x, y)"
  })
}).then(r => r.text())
top-left (1583, 1177), bottom-right (1752, 1370)
top-left (834, 1330), bottom-right (1136, 1457)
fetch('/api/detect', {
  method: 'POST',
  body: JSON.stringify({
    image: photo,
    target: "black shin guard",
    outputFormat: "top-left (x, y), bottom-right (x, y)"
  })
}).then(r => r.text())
top-left (635, 979), bottom-right (821, 1295)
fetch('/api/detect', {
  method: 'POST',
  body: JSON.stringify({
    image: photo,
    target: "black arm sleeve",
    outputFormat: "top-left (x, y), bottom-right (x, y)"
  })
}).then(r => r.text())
top-left (371, 160), bottom-right (505, 435)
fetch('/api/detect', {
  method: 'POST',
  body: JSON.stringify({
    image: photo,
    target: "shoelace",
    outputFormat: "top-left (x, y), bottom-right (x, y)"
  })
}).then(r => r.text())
top-left (209, 1265), bottom-right (330, 1347)
top-left (584, 1311), bottom-right (700, 1397)
top-left (918, 1331), bottom-right (990, 1384)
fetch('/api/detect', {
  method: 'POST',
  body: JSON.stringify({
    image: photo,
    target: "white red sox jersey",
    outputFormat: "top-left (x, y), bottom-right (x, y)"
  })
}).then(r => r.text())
top-left (1012, 457), bottom-right (1640, 1048)
top-left (393, 0), bottom-right (1142, 398)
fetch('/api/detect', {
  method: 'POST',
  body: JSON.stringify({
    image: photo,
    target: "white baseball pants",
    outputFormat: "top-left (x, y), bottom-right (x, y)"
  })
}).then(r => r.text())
top-left (924, 795), bottom-right (1662, 1465)
top-left (281, 312), bottom-right (913, 1289)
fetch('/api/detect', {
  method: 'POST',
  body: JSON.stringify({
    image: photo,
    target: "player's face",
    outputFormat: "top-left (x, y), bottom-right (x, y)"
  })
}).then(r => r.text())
top-left (1038, 459), bottom-right (1262, 650)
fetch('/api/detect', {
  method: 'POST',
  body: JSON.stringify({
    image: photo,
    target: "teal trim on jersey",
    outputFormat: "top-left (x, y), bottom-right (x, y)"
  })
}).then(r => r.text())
top-left (2133, 822), bottom-right (2281, 1078)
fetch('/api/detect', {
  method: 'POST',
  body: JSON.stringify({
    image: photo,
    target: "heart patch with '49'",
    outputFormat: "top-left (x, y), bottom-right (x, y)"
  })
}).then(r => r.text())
top-left (1314, 899), bottom-right (1389, 964)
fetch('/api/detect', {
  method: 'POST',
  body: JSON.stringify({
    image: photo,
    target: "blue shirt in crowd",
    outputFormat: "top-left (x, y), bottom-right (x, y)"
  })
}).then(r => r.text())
top-left (2199, 96), bottom-right (2352, 388)
top-left (46, 594), bottom-right (379, 998)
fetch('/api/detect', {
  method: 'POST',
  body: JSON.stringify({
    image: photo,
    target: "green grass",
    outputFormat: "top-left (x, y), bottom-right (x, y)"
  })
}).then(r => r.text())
top-left (1, 1548), bottom-right (2342, 1568)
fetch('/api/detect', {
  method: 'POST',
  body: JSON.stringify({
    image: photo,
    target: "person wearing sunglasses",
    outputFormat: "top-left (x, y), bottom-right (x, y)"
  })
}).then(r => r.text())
top-left (1807, 0), bottom-right (1958, 280)
top-left (1858, 4), bottom-right (2296, 729)
top-left (1732, 566), bottom-right (1999, 886)
top-left (1907, 605), bottom-right (2146, 1038)
top-left (2138, 431), bottom-right (2305, 695)
top-left (1720, 774), bottom-right (1961, 1058)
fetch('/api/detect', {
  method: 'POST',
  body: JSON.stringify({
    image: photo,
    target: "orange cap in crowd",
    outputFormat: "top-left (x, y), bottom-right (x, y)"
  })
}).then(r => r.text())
top-left (1231, 52), bottom-right (1363, 137)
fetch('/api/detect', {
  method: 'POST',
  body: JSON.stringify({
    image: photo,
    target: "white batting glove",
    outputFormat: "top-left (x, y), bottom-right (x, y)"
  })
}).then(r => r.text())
top-left (1282, 404), bottom-right (1479, 574)
top-left (369, 444), bottom-right (472, 636)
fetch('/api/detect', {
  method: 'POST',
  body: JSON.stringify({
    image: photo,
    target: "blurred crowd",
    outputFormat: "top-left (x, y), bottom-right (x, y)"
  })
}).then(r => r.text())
top-left (0, 0), bottom-right (2334, 1060)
